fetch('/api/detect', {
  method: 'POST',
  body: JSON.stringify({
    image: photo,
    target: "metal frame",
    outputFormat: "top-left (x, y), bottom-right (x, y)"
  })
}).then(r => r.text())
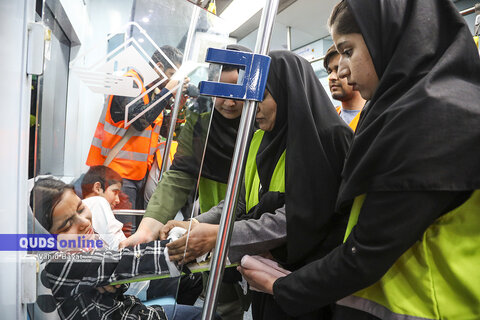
top-left (201, 0), bottom-right (279, 319)
top-left (0, 0), bottom-right (35, 318)
top-left (112, 209), bottom-right (146, 216)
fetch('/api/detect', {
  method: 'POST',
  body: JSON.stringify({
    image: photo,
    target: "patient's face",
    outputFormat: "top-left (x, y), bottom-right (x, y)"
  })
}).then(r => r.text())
top-left (50, 189), bottom-right (94, 236)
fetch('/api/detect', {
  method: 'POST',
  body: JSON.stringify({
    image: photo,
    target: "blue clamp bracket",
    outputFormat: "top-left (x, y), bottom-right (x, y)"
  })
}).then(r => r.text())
top-left (199, 48), bottom-right (271, 101)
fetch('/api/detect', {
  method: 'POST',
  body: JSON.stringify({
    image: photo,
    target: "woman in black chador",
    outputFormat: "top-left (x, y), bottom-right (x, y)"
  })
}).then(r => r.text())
top-left (240, 1), bottom-right (480, 319)
top-left (163, 50), bottom-right (353, 320)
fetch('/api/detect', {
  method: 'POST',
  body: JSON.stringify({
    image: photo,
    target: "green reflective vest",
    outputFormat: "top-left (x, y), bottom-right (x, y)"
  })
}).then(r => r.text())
top-left (198, 177), bottom-right (228, 213)
top-left (245, 130), bottom-right (285, 212)
top-left (179, 112), bottom-right (228, 214)
top-left (338, 190), bottom-right (480, 320)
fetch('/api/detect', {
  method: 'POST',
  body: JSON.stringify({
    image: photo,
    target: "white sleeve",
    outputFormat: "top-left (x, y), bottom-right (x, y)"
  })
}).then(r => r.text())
top-left (83, 197), bottom-right (126, 249)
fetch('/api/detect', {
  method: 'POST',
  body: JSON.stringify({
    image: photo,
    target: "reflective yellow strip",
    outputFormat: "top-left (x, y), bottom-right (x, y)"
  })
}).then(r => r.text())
top-left (343, 194), bottom-right (366, 243)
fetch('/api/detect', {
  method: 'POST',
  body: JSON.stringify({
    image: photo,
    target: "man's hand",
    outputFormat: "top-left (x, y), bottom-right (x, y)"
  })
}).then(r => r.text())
top-left (166, 223), bottom-right (219, 264)
top-left (119, 217), bottom-right (164, 249)
top-left (165, 77), bottom-right (190, 94)
top-left (237, 266), bottom-right (279, 295)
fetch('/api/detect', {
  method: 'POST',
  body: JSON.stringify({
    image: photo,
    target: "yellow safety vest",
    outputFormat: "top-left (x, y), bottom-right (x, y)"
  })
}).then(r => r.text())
top-left (338, 190), bottom-right (480, 319)
top-left (244, 130), bottom-right (285, 212)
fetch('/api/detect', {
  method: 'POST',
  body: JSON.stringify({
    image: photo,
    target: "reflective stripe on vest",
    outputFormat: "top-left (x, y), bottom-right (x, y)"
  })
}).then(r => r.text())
top-left (244, 130), bottom-right (286, 213)
top-left (339, 190), bottom-right (480, 319)
top-left (86, 69), bottom-right (163, 180)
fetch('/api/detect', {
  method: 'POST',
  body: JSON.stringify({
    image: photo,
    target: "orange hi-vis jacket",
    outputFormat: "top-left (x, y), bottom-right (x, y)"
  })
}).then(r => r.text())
top-left (336, 106), bottom-right (360, 132)
top-left (86, 70), bottom-right (163, 180)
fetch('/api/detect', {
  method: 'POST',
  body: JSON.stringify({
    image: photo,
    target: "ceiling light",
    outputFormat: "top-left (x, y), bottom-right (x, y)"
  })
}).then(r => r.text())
top-left (220, 0), bottom-right (265, 32)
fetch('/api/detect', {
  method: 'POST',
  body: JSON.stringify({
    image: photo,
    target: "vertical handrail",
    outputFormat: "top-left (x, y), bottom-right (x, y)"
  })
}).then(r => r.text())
top-left (460, 6), bottom-right (475, 16)
top-left (201, 0), bottom-right (279, 319)
top-left (158, 6), bottom-right (200, 180)
top-left (287, 26), bottom-right (292, 51)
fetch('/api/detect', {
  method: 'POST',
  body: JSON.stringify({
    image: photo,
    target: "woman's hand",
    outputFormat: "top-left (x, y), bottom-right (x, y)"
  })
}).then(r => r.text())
top-left (237, 266), bottom-right (280, 295)
top-left (119, 217), bottom-right (164, 249)
top-left (159, 220), bottom-right (196, 240)
top-left (166, 223), bottom-right (219, 264)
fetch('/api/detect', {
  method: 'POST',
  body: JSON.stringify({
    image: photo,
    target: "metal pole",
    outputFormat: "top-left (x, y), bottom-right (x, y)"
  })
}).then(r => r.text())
top-left (460, 6), bottom-right (475, 16)
top-left (286, 26), bottom-right (292, 50)
top-left (159, 6), bottom-right (200, 180)
top-left (201, 0), bottom-right (279, 319)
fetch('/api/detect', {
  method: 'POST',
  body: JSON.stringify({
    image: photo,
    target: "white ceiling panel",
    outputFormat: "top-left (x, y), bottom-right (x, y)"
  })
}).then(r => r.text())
top-left (234, 0), bottom-right (339, 51)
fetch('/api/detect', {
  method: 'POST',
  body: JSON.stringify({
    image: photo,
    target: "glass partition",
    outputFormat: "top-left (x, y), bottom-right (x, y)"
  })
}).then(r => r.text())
top-left (28, 0), bottom-right (250, 319)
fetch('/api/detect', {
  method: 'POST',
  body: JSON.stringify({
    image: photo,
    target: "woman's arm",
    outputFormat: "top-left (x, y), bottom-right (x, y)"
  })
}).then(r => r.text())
top-left (194, 182), bottom-right (248, 225)
top-left (272, 191), bottom-right (470, 317)
top-left (167, 205), bottom-right (287, 264)
top-left (227, 205), bottom-right (286, 262)
top-left (194, 200), bottom-right (225, 224)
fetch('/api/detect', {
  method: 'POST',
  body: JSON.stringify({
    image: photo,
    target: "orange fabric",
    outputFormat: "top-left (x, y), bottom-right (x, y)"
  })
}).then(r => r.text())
top-left (86, 70), bottom-right (163, 180)
top-left (336, 106), bottom-right (361, 132)
top-left (348, 111), bottom-right (361, 132)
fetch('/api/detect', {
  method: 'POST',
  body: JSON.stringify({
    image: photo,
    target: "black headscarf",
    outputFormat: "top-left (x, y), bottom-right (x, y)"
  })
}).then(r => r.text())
top-left (170, 44), bottom-right (251, 183)
top-left (337, 0), bottom-right (480, 208)
top-left (252, 51), bottom-right (353, 268)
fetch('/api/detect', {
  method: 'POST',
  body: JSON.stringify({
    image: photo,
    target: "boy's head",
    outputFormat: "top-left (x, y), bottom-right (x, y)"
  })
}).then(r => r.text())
top-left (81, 166), bottom-right (123, 209)
top-left (151, 45), bottom-right (184, 85)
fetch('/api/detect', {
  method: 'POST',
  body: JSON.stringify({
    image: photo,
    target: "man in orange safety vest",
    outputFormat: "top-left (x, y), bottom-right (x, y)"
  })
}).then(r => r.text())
top-left (87, 45), bottom-right (185, 209)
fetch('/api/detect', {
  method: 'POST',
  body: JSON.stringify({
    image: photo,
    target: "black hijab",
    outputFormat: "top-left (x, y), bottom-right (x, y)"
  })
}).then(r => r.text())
top-left (170, 44), bottom-right (251, 183)
top-left (336, 0), bottom-right (480, 208)
top-left (252, 51), bottom-right (353, 268)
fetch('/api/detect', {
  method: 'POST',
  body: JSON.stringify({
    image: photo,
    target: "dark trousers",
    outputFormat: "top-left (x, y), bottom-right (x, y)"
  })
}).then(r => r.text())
top-left (147, 274), bottom-right (203, 306)
top-left (251, 291), bottom-right (333, 320)
top-left (122, 176), bottom-right (147, 210)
